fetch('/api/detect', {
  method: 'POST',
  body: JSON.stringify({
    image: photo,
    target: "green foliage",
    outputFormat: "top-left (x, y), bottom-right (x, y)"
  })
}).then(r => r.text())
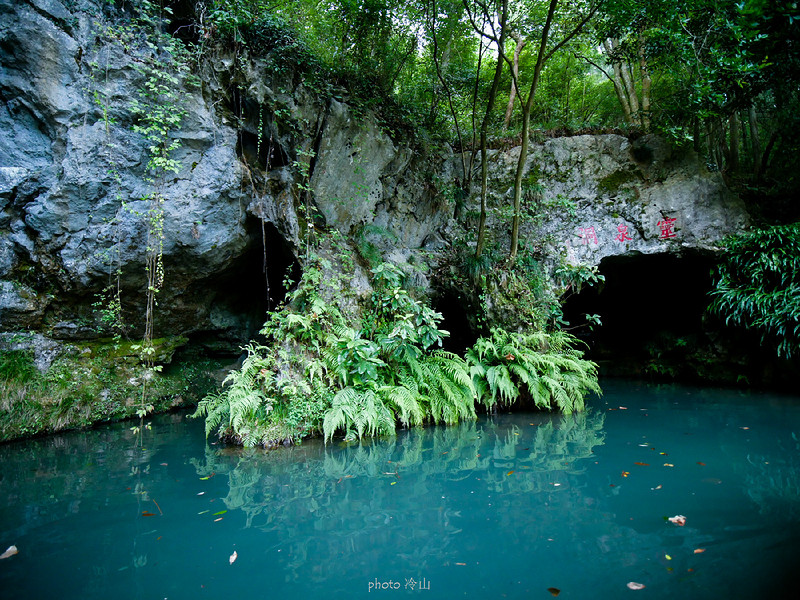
top-left (709, 223), bottom-right (800, 359)
top-left (0, 342), bottom-right (219, 441)
top-left (467, 327), bottom-right (601, 414)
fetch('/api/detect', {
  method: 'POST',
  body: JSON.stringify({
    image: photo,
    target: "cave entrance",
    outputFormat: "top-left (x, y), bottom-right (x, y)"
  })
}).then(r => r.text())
top-left (561, 251), bottom-right (716, 375)
top-left (433, 288), bottom-right (479, 356)
top-left (189, 219), bottom-right (301, 355)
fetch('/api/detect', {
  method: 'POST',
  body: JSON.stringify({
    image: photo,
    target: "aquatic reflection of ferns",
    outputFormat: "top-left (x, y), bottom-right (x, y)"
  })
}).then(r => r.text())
top-left (191, 410), bottom-right (606, 578)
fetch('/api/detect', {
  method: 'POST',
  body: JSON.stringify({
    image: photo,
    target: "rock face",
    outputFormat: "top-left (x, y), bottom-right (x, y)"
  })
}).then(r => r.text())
top-left (466, 134), bottom-right (748, 272)
top-left (0, 0), bottom-right (750, 356)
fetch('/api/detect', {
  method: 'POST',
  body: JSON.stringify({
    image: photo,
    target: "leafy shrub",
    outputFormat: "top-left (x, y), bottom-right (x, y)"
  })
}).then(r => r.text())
top-left (709, 223), bottom-right (800, 359)
top-left (195, 242), bottom-right (601, 445)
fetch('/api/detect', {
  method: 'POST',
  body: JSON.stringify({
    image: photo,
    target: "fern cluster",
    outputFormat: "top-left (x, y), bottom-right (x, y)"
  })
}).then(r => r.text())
top-left (467, 328), bottom-right (601, 414)
top-left (194, 244), bottom-right (601, 446)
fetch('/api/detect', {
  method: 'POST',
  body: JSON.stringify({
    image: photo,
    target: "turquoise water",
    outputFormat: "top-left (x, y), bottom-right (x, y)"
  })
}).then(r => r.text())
top-left (1, 380), bottom-right (799, 599)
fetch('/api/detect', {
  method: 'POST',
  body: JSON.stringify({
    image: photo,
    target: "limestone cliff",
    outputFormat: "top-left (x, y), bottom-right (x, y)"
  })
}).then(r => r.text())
top-left (0, 0), bottom-right (749, 364)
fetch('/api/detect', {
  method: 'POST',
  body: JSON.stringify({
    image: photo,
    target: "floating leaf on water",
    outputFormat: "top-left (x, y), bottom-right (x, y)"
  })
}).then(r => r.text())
top-left (229, 551), bottom-right (238, 565)
top-left (634, 462), bottom-right (649, 466)
top-left (214, 517), bottom-right (223, 522)
top-left (668, 515), bottom-right (686, 526)
top-left (659, 452), bottom-right (668, 455)
top-left (652, 484), bottom-right (663, 490)
top-left (665, 554), bottom-right (672, 560)
top-left (626, 582), bottom-right (645, 590)
top-left (212, 510), bottom-right (227, 516)
top-left (621, 471), bottom-right (630, 477)
top-left (619, 406), bottom-right (628, 410)
top-left (507, 470), bottom-right (515, 476)
top-left (390, 482), bottom-right (397, 486)
top-left (740, 427), bottom-right (749, 430)
top-left (693, 548), bottom-right (706, 554)
top-left (664, 463), bottom-right (674, 467)
top-left (199, 472), bottom-right (215, 480)
top-left (198, 510), bottom-right (209, 515)
top-left (0, 546), bottom-right (18, 559)
top-left (141, 512), bottom-right (156, 517)
top-left (455, 562), bottom-right (466, 566)
top-left (547, 587), bottom-right (560, 596)
top-left (696, 462), bottom-right (706, 466)
top-left (197, 492), bottom-right (205, 495)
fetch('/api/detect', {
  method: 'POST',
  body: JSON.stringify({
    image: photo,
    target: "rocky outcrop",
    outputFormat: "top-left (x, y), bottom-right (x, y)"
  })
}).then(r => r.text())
top-left (464, 134), bottom-right (748, 273)
top-left (0, 0), bottom-right (749, 358)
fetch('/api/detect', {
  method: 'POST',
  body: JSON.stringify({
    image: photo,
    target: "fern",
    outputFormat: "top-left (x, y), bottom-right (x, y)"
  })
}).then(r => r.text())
top-left (323, 387), bottom-right (396, 442)
top-left (467, 327), bottom-right (600, 413)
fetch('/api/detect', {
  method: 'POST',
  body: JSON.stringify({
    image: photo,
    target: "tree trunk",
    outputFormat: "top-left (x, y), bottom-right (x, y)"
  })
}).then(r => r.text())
top-left (748, 104), bottom-right (762, 177)
top-left (728, 112), bottom-right (739, 172)
top-left (475, 0), bottom-right (508, 261)
top-left (602, 38), bottom-right (634, 126)
top-left (637, 37), bottom-right (651, 131)
top-left (503, 34), bottom-right (527, 129)
top-left (511, 0), bottom-right (559, 260)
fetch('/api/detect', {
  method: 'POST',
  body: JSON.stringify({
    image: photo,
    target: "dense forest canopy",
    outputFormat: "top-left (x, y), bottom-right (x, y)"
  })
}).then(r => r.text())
top-left (184, 0), bottom-right (799, 218)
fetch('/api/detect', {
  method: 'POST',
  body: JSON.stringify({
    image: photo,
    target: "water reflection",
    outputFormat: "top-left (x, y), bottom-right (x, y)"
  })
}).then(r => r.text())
top-left (187, 411), bottom-right (605, 584)
top-left (2, 385), bottom-right (799, 600)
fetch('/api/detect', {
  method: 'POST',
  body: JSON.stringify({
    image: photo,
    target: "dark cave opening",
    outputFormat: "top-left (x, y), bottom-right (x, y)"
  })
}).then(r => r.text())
top-left (237, 128), bottom-right (290, 172)
top-left (189, 219), bottom-right (301, 356)
top-left (561, 251), bottom-right (716, 376)
top-left (433, 288), bottom-right (479, 356)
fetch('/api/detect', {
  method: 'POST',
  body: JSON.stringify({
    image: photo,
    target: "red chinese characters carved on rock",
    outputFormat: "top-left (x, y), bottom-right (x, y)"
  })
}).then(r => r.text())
top-left (657, 217), bottom-right (678, 239)
top-left (579, 226), bottom-right (598, 245)
top-left (614, 224), bottom-right (632, 242)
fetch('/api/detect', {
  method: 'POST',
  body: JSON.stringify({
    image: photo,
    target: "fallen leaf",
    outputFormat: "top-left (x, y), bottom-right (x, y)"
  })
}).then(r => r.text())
top-left (664, 463), bottom-right (674, 467)
top-left (740, 427), bottom-right (749, 430)
top-left (507, 470), bottom-right (515, 476)
top-left (198, 510), bottom-right (209, 515)
top-left (0, 546), bottom-right (18, 560)
top-left (553, 483), bottom-right (561, 487)
top-left (213, 510), bottom-right (227, 516)
top-left (696, 462), bottom-right (706, 466)
top-left (229, 551), bottom-right (238, 565)
top-left (652, 484), bottom-right (663, 490)
top-left (547, 587), bottom-right (560, 596)
top-left (197, 492), bottom-right (205, 495)
top-left (160, 463), bottom-right (168, 466)
top-left (665, 554), bottom-right (672, 560)
top-left (634, 462), bottom-right (649, 466)
top-left (199, 473), bottom-right (215, 480)
top-left (455, 562), bottom-right (466, 566)
top-left (668, 515), bottom-right (686, 526)
top-left (626, 582), bottom-right (645, 590)
top-left (621, 471), bottom-right (630, 477)
top-left (390, 481), bottom-right (397, 485)
top-left (214, 517), bottom-right (223, 522)
top-left (619, 406), bottom-right (628, 410)
top-left (693, 548), bottom-right (706, 554)
top-left (659, 452), bottom-right (668, 455)
top-left (141, 512), bottom-right (156, 517)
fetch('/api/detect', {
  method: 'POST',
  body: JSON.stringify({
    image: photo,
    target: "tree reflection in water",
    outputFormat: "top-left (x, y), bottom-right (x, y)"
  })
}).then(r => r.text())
top-left (191, 410), bottom-right (605, 583)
